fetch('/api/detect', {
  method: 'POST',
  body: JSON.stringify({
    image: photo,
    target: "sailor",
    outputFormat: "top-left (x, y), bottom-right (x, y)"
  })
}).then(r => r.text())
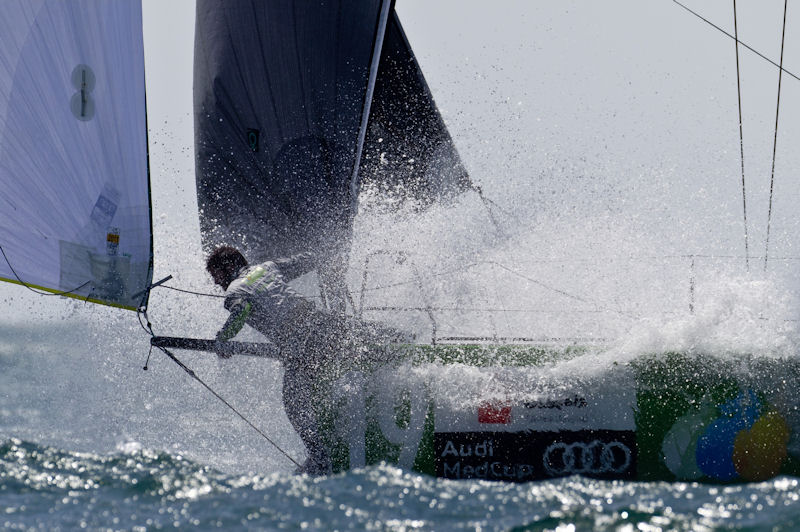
top-left (206, 245), bottom-right (408, 475)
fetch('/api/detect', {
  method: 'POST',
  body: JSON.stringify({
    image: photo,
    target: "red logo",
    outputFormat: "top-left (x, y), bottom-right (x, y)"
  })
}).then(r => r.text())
top-left (478, 401), bottom-right (511, 424)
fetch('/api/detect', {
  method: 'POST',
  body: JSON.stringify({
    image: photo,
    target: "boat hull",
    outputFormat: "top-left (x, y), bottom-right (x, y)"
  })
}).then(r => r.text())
top-left (322, 346), bottom-right (800, 482)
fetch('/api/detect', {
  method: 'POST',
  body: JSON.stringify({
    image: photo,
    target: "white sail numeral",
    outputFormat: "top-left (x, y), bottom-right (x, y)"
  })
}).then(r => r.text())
top-left (332, 370), bottom-right (429, 469)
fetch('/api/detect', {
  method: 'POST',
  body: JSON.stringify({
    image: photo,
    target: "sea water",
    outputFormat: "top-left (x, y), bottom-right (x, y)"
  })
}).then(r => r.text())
top-left (3, 280), bottom-right (800, 531)
top-left (3, 439), bottom-right (800, 530)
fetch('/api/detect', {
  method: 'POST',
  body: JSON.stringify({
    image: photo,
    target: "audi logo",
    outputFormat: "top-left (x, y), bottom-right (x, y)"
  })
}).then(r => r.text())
top-left (543, 440), bottom-right (632, 476)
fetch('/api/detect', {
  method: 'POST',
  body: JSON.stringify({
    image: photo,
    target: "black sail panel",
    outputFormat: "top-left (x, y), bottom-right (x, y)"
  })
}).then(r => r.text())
top-left (360, 11), bottom-right (472, 205)
top-left (194, 0), bottom-right (385, 263)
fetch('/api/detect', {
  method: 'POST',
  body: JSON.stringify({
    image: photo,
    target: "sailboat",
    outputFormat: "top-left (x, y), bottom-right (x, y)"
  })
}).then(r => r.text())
top-left (2, 0), bottom-right (800, 483)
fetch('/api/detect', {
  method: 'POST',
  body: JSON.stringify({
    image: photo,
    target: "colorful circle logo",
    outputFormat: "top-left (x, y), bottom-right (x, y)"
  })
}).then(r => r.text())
top-left (662, 390), bottom-right (789, 481)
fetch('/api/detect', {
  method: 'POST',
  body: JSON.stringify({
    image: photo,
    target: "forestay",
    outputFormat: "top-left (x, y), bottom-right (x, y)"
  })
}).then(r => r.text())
top-left (0, 0), bottom-right (152, 310)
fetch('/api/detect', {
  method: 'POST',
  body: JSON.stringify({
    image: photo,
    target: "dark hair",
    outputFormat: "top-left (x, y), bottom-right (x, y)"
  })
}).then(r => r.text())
top-left (206, 246), bottom-right (247, 278)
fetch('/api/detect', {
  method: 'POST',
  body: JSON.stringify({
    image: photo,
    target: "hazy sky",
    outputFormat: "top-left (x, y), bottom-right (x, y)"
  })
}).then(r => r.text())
top-left (3, 0), bottom-right (800, 321)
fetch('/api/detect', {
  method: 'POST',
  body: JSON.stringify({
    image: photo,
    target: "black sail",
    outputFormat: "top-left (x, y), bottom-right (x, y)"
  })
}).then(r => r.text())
top-left (361, 11), bottom-right (471, 205)
top-left (194, 0), bottom-right (471, 268)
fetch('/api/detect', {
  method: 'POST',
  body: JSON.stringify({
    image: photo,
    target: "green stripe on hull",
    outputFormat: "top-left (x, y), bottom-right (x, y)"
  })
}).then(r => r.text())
top-left (321, 346), bottom-right (800, 483)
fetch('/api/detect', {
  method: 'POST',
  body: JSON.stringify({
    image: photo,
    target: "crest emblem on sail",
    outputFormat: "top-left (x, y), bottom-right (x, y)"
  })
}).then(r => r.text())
top-left (0, 0), bottom-right (153, 310)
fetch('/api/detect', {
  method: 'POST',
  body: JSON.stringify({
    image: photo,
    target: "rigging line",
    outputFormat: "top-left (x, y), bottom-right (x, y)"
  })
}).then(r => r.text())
top-left (158, 283), bottom-right (326, 302)
top-left (159, 284), bottom-right (225, 298)
top-left (357, 251), bottom-right (800, 295)
top-left (137, 309), bottom-right (155, 370)
top-left (136, 308), bottom-right (153, 336)
top-left (764, 0), bottom-right (789, 272)
top-left (732, 0), bottom-right (749, 272)
top-left (487, 261), bottom-right (638, 319)
top-left (137, 312), bottom-right (301, 468)
top-left (359, 258), bottom-right (634, 318)
top-left (155, 345), bottom-right (302, 469)
top-left (0, 245), bottom-right (91, 296)
top-left (471, 185), bottom-right (511, 240)
top-left (472, 185), bottom-right (520, 226)
top-left (363, 306), bottom-right (624, 314)
top-left (361, 261), bottom-right (483, 294)
top-left (672, 0), bottom-right (800, 83)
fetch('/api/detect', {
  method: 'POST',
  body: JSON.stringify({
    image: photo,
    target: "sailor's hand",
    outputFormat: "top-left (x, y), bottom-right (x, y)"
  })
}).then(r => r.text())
top-left (214, 340), bottom-right (232, 359)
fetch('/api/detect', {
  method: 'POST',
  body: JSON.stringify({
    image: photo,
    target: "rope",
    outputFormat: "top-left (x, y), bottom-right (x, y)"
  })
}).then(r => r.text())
top-left (152, 252), bottom-right (800, 308)
top-left (363, 306), bottom-right (629, 315)
top-left (0, 245), bottom-right (91, 297)
top-left (487, 261), bottom-right (637, 319)
top-left (764, 0), bottom-right (789, 272)
top-left (158, 283), bottom-right (322, 301)
top-left (137, 309), bottom-right (301, 469)
top-left (472, 185), bottom-right (516, 240)
top-left (764, 0), bottom-right (789, 271)
top-left (672, 0), bottom-right (799, 83)
top-left (159, 284), bottom-right (225, 298)
top-left (156, 345), bottom-right (302, 468)
top-left (732, 0), bottom-right (749, 272)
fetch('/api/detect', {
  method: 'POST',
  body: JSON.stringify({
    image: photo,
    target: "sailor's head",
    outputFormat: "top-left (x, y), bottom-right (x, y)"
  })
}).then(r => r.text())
top-left (206, 246), bottom-right (247, 289)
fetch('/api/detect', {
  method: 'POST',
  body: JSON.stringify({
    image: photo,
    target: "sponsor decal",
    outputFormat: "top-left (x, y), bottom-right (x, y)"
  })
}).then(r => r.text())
top-left (90, 191), bottom-right (118, 228)
top-left (106, 228), bottom-right (119, 256)
top-left (440, 439), bottom-right (495, 458)
top-left (436, 381), bottom-right (635, 434)
top-left (478, 401), bottom-right (511, 424)
top-left (543, 440), bottom-right (632, 476)
top-left (661, 390), bottom-right (790, 481)
top-left (524, 395), bottom-right (587, 410)
top-left (436, 430), bottom-right (636, 481)
top-left (442, 460), bottom-right (536, 482)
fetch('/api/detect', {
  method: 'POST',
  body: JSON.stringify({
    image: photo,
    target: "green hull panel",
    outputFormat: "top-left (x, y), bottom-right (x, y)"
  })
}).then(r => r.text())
top-left (321, 345), bottom-right (800, 483)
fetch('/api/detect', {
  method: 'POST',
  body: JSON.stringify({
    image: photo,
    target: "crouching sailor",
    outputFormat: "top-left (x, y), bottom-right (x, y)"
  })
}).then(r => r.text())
top-left (205, 246), bottom-right (409, 476)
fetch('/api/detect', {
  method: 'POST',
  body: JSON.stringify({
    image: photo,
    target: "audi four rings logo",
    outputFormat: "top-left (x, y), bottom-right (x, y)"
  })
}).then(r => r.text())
top-left (543, 440), bottom-right (632, 475)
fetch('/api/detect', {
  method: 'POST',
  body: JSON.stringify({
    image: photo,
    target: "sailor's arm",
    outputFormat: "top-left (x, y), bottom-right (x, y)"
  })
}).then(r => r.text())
top-left (215, 299), bottom-right (252, 357)
top-left (272, 251), bottom-right (316, 281)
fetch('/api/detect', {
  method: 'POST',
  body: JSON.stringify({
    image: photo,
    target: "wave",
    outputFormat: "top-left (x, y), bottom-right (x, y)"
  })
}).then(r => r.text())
top-left (4, 437), bottom-right (800, 531)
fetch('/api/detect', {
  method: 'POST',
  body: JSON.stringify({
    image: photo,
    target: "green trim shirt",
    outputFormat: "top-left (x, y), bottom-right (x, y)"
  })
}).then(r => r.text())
top-left (216, 253), bottom-right (315, 341)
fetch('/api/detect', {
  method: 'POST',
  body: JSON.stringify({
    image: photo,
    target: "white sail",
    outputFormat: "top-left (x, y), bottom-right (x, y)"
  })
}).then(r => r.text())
top-left (0, 0), bottom-right (152, 310)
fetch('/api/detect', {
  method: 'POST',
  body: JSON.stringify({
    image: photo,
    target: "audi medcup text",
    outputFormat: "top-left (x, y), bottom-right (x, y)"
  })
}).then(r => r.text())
top-left (442, 460), bottom-right (536, 481)
top-left (440, 439), bottom-right (494, 458)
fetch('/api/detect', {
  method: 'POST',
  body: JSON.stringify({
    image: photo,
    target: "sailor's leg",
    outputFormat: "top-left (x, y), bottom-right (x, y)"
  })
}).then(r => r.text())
top-left (282, 362), bottom-right (330, 475)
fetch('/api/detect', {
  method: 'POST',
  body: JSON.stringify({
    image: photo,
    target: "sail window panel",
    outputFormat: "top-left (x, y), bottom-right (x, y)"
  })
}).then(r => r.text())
top-left (0, 0), bottom-right (152, 310)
